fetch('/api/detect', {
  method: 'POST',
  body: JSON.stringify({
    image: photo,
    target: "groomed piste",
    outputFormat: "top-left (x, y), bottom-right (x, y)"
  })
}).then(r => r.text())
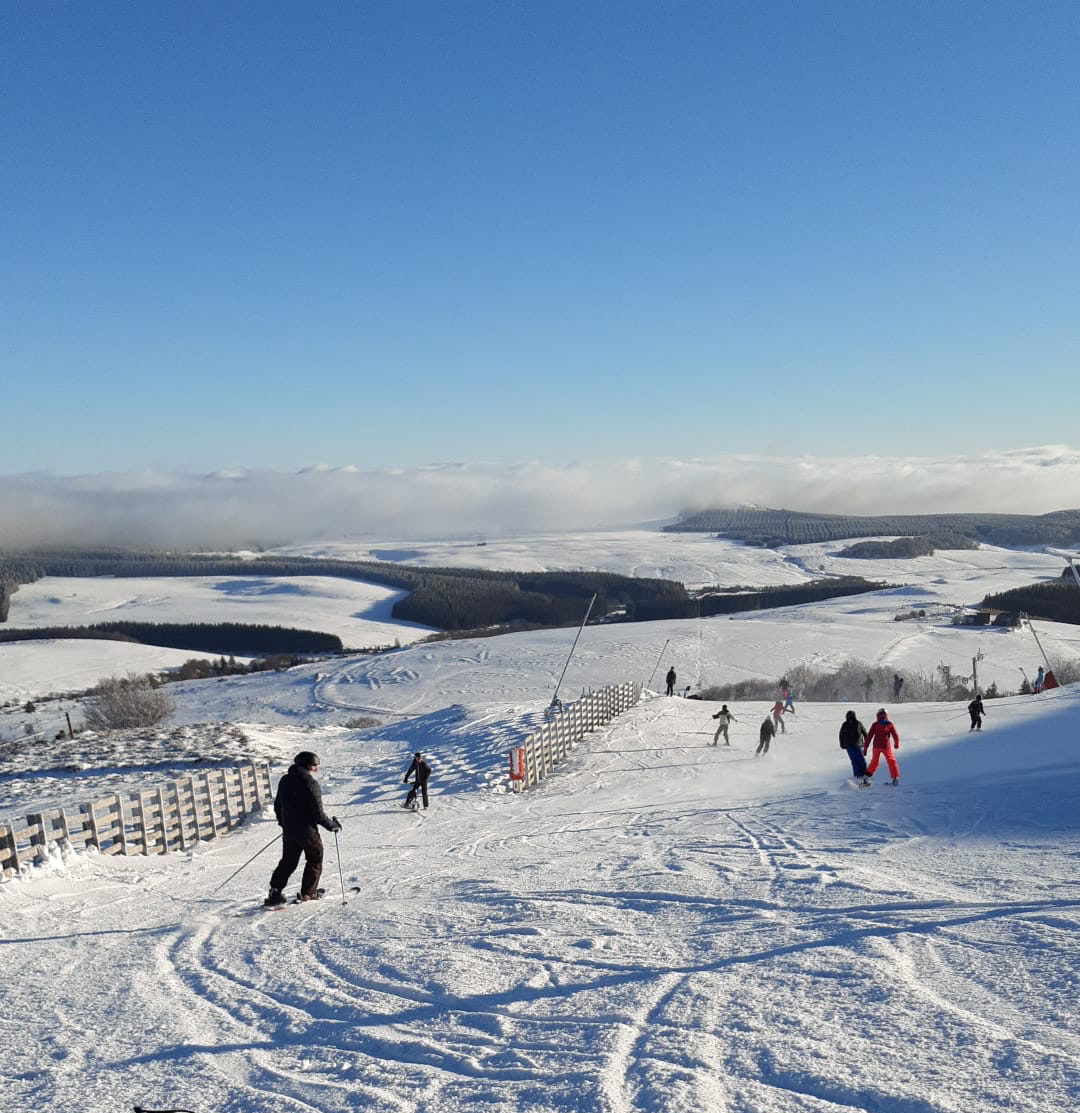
top-left (3, 679), bottom-right (1078, 1112)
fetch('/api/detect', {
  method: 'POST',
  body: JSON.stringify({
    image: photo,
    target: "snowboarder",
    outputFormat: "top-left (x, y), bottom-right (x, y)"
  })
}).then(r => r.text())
top-left (665, 667), bottom-right (677, 696)
top-left (968, 694), bottom-right (985, 731)
top-left (839, 710), bottom-right (869, 783)
top-left (771, 700), bottom-right (786, 734)
top-left (863, 708), bottom-right (900, 784)
top-left (711, 704), bottom-right (736, 746)
top-left (403, 751), bottom-right (432, 809)
top-left (783, 687), bottom-right (796, 714)
top-left (756, 715), bottom-right (776, 755)
top-left (893, 673), bottom-right (904, 701)
top-left (265, 751), bottom-right (341, 906)
top-left (1033, 666), bottom-right (1045, 694)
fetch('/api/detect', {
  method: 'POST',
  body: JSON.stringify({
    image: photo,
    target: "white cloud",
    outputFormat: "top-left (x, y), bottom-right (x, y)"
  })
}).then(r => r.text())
top-left (1, 446), bottom-right (1077, 550)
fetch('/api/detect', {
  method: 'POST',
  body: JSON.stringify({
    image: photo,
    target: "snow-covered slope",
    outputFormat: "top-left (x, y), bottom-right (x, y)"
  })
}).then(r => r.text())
top-left (2, 687), bottom-right (1077, 1112)
top-left (2, 532), bottom-right (1078, 1112)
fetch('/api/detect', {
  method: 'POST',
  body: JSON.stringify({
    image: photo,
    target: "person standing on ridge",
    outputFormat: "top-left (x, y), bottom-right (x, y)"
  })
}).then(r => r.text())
top-left (711, 704), bottom-right (736, 746)
top-left (893, 673), bottom-right (904, 701)
top-left (1033, 666), bottom-right (1045, 694)
top-left (863, 708), bottom-right (900, 784)
top-left (265, 751), bottom-right (340, 906)
top-left (756, 714), bottom-right (776, 755)
top-left (666, 667), bottom-right (677, 696)
top-left (839, 710), bottom-right (869, 784)
top-left (403, 751), bottom-right (432, 809)
top-left (968, 694), bottom-right (985, 731)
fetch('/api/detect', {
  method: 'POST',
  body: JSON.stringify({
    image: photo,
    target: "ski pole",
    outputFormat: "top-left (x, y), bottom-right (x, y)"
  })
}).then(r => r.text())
top-left (212, 831), bottom-right (281, 893)
top-left (333, 820), bottom-right (346, 906)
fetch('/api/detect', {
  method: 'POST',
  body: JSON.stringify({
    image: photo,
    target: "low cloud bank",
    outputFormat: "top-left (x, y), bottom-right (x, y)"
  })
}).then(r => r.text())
top-left (1, 446), bottom-right (1078, 551)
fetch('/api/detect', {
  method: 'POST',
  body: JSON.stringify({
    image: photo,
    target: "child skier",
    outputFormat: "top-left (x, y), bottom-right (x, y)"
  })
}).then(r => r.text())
top-left (756, 714), bottom-right (776, 755)
top-left (968, 694), bottom-right (986, 731)
top-left (771, 701), bottom-right (786, 734)
top-left (711, 705), bottom-right (736, 746)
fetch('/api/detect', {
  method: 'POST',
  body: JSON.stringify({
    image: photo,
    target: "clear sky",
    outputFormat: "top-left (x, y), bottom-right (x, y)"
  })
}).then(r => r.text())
top-left (4, 1), bottom-right (1078, 475)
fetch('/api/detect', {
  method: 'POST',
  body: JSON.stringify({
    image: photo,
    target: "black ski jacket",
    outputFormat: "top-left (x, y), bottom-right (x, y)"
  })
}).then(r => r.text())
top-left (404, 756), bottom-right (431, 786)
top-left (274, 764), bottom-right (335, 836)
top-left (839, 715), bottom-right (867, 749)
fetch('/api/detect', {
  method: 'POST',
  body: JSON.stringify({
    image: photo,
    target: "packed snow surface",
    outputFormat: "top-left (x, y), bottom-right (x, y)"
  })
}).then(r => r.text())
top-left (1, 531), bottom-right (1078, 1112)
top-left (2, 688), bottom-right (1078, 1112)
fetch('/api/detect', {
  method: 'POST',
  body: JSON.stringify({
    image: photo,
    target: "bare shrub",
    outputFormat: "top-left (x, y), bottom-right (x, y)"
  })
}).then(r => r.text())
top-left (343, 716), bottom-right (380, 730)
top-left (1050, 657), bottom-right (1080, 685)
top-left (84, 673), bottom-right (175, 731)
top-left (703, 660), bottom-right (949, 704)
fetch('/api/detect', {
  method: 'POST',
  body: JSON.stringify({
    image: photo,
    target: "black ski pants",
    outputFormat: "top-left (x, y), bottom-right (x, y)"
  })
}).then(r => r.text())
top-left (844, 744), bottom-right (868, 777)
top-left (406, 780), bottom-right (429, 808)
top-left (269, 828), bottom-right (323, 897)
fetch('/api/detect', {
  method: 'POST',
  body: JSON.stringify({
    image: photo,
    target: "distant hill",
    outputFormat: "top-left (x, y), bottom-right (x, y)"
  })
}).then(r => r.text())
top-left (665, 508), bottom-right (1080, 548)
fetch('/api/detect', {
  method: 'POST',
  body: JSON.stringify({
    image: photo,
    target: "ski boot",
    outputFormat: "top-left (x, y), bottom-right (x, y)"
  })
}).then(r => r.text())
top-left (264, 887), bottom-right (286, 908)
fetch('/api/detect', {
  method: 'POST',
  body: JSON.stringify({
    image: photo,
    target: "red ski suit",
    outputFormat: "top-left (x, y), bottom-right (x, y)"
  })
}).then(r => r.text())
top-left (863, 717), bottom-right (900, 780)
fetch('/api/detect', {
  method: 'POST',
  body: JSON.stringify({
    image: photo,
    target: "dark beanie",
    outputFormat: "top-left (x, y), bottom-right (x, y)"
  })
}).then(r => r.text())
top-left (294, 751), bottom-right (319, 769)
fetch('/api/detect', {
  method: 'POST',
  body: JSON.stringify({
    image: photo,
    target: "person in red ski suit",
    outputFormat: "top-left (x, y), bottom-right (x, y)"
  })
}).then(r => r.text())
top-left (863, 708), bottom-right (900, 784)
top-left (771, 701), bottom-right (786, 734)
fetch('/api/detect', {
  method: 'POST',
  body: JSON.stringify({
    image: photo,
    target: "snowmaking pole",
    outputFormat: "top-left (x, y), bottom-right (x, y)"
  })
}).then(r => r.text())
top-left (646, 639), bottom-right (670, 692)
top-left (548, 593), bottom-right (597, 715)
top-left (1023, 614), bottom-right (1056, 676)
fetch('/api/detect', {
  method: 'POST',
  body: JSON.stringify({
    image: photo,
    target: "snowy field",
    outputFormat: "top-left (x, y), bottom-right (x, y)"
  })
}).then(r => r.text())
top-left (1, 532), bottom-right (1078, 1112)
top-left (0, 533), bottom-right (1073, 707)
top-left (5, 573), bottom-right (433, 649)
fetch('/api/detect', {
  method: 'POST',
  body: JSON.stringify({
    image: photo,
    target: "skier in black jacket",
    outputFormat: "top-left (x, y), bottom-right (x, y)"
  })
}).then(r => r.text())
top-left (839, 710), bottom-right (869, 783)
top-left (265, 751), bottom-right (340, 906)
top-left (403, 752), bottom-right (432, 809)
top-left (968, 695), bottom-right (986, 731)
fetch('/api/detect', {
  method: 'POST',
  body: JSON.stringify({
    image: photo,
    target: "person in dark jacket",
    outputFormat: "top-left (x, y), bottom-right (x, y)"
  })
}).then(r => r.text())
top-left (265, 751), bottom-right (340, 906)
top-left (403, 751), bottom-right (432, 809)
top-left (968, 695), bottom-right (985, 731)
top-left (756, 715), bottom-right (776, 755)
top-left (665, 667), bottom-right (677, 696)
top-left (839, 710), bottom-right (869, 783)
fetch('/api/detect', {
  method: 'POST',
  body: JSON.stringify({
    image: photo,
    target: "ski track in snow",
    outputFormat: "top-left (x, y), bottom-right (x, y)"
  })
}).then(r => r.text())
top-left (3, 533), bottom-right (1080, 1111)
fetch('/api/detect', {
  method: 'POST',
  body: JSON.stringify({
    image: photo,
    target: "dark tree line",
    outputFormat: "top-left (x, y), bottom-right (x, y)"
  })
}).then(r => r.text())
top-left (0, 549), bottom-right (696, 634)
top-left (0, 622), bottom-right (343, 655)
top-left (981, 581), bottom-right (1080, 627)
top-left (665, 508), bottom-right (1080, 548)
top-left (837, 533), bottom-right (978, 558)
top-left (694, 577), bottom-right (890, 616)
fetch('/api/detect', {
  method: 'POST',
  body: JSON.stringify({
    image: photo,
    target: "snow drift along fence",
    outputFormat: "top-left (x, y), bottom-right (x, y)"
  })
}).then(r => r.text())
top-left (510, 682), bottom-right (642, 791)
top-left (0, 762), bottom-right (272, 879)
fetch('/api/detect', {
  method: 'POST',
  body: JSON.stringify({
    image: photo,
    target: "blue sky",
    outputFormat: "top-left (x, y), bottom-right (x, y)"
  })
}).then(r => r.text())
top-left (4, 1), bottom-right (1078, 476)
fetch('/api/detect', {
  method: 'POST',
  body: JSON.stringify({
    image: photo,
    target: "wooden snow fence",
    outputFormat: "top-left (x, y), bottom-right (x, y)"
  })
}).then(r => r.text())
top-left (0, 762), bottom-right (272, 878)
top-left (509, 682), bottom-right (642, 791)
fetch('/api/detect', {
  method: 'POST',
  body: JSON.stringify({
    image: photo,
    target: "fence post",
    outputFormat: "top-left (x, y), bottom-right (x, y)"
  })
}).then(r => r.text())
top-left (156, 786), bottom-right (170, 854)
top-left (173, 780), bottom-right (189, 852)
top-left (1, 822), bottom-right (19, 875)
top-left (136, 792), bottom-right (151, 855)
top-left (203, 773), bottom-right (220, 838)
top-left (113, 795), bottom-right (129, 855)
top-left (84, 800), bottom-right (102, 850)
